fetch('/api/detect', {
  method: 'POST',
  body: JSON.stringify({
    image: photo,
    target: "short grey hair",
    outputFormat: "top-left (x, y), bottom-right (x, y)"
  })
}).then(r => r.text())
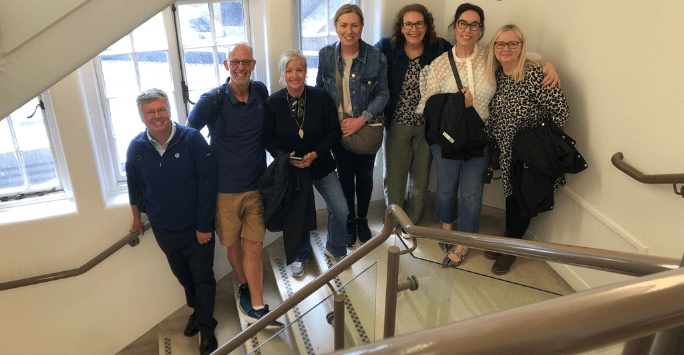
top-left (278, 50), bottom-right (307, 86)
top-left (227, 42), bottom-right (254, 60)
top-left (136, 88), bottom-right (170, 123)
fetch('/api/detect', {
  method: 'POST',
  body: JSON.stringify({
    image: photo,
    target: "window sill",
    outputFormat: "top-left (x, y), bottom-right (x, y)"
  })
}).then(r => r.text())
top-left (104, 189), bottom-right (131, 210)
top-left (0, 193), bottom-right (77, 225)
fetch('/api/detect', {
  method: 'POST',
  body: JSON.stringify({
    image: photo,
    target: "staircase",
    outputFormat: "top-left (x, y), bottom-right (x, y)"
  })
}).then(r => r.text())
top-left (117, 199), bottom-right (626, 355)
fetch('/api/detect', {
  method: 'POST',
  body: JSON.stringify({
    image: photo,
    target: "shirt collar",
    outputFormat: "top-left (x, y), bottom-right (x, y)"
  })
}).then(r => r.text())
top-left (147, 121), bottom-right (176, 149)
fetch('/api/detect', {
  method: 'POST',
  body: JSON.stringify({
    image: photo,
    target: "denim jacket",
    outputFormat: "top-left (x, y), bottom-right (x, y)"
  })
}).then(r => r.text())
top-left (316, 40), bottom-right (389, 123)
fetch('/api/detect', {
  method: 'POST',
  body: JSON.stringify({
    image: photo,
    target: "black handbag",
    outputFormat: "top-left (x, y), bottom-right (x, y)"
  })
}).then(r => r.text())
top-left (334, 46), bottom-right (384, 155)
top-left (423, 49), bottom-right (486, 161)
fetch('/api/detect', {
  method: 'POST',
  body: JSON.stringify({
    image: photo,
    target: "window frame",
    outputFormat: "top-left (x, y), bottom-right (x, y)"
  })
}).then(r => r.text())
top-left (173, 0), bottom-right (253, 115)
top-left (294, 0), bottom-right (367, 84)
top-left (87, 1), bottom-right (252, 200)
top-left (0, 90), bottom-right (72, 210)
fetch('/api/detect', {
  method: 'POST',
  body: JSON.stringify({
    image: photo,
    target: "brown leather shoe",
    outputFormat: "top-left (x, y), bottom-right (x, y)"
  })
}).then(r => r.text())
top-left (492, 254), bottom-right (516, 275)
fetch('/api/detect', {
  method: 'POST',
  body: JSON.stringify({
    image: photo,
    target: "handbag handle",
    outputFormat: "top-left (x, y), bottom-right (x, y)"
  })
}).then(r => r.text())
top-left (447, 49), bottom-right (464, 91)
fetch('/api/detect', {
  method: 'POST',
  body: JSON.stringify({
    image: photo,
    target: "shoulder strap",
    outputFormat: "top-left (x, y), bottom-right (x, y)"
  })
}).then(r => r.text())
top-left (334, 46), bottom-right (344, 108)
top-left (253, 81), bottom-right (269, 101)
top-left (447, 49), bottom-right (464, 91)
top-left (134, 137), bottom-right (146, 207)
top-left (210, 85), bottom-right (225, 125)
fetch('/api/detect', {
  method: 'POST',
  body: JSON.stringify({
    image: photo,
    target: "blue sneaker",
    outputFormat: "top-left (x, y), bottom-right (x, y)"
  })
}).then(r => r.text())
top-left (238, 283), bottom-right (252, 315)
top-left (245, 304), bottom-right (285, 330)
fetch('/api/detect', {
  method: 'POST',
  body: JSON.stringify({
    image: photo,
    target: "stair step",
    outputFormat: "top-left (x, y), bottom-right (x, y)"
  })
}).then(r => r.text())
top-left (266, 238), bottom-right (338, 354)
top-left (309, 231), bottom-right (381, 346)
top-left (157, 310), bottom-right (199, 355)
top-left (230, 276), bottom-right (295, 354)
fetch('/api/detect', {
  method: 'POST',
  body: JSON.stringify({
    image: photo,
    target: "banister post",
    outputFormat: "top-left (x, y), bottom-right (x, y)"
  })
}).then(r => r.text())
top-left (623, 334), bottom-right (655, 355)
top-left (334, 294), bottom-right (345, 351)
top-left (383, 246), bottom-right (401, 339)
top-left (646, 254), bottom-right (684, 355)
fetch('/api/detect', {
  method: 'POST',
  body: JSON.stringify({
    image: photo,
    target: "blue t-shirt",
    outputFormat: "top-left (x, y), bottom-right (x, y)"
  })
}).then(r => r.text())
top-left (188, 80), bottom-right (268, 193)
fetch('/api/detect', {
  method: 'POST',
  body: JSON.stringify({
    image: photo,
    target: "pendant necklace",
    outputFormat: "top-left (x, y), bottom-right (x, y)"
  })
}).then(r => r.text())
top-left (287, 90), bottom-right (306, 139)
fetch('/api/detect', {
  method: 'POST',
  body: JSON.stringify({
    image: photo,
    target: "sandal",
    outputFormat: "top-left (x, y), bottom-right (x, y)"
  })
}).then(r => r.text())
top-left (441, 249), bottom-right (470, 269)
top-left (438, 242), bottom-right (452, 253)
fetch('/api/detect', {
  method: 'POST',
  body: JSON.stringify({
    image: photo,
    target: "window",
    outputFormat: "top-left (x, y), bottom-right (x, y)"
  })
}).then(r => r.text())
top-left (0, 93), bottom-right (67, 204)
top-left (93, 1), bottom-right (249, 183)
top-left (177, 1), bottom-right (248, 103)
top-left (296, 0), bottom-right (358, 85)
top-left (94, 13), bottom-right (179, 179)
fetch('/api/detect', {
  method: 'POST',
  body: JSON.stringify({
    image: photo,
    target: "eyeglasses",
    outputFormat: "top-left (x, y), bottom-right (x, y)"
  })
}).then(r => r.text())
top-left (143, 108), bottom-right (168, 116)
top-left (456, 20), bottom-right (482, 31)
top-left (494, 41), bottom-right (521, 50)
top-left (229, 60), bottom-right (254, 68)
top-left (402, 21), bottom-right (426, 30)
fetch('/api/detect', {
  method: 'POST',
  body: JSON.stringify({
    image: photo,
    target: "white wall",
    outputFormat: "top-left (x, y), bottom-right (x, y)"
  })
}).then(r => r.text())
top-left (1, 0), bottom-right (683, 354)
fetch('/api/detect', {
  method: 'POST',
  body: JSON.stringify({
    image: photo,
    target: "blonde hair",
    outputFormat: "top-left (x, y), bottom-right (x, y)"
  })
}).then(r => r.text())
top-left (486, 24), bottom-right (539, 83)
top-left (334, 4), bottom-right (364, 26)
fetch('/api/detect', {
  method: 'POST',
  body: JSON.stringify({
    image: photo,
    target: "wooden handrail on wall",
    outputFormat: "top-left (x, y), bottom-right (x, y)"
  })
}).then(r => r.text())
top-left (612, 152), bottom-right (684, 197)
top-left (0, 222), bottom-right (150, 291)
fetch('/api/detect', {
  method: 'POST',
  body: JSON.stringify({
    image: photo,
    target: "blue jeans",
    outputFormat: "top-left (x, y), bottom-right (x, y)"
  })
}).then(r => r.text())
top-left (430, 143), bottom-right (490, 233)
top-left (295, 171), bottom-right (348, 261)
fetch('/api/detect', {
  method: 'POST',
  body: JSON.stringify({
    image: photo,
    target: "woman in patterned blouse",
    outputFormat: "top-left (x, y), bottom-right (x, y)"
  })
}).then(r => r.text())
top-left (416, 3), bottom-right (560, 269)
top-left (375, 4), bottom-right (452, 225)
top-left (486, 24), bottom-right (569, 275)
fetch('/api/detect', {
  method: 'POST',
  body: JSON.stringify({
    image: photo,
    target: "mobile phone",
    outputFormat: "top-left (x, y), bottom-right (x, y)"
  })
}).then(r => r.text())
top-left (289, 156), bottom-right (303, 161)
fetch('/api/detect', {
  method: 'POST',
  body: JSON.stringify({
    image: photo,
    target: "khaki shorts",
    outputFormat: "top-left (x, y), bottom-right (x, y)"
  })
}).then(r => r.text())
top-left (215, 190), bottom-right (265, 248)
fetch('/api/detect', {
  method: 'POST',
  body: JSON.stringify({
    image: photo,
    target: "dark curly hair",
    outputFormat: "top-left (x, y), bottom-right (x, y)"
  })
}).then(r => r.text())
top-left (389, 4), bottom-right (437, 47)
top-left (448, 3), bottom-right (485, 41)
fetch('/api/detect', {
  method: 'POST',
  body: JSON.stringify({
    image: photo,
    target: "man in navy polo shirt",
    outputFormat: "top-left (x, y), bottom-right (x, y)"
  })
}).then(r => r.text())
top-left (188, 42), bottom-right (282, 329)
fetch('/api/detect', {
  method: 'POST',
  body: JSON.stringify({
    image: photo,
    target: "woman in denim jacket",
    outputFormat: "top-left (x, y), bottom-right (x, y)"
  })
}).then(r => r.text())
top-left (316, 4), bottom-right (389, 249)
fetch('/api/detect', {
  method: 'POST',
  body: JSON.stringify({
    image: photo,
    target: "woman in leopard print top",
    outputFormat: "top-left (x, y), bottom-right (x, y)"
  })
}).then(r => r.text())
top-left (416, 4), bottom-right (560, 270)
top-left (486, 24), bottom-right (569, 275)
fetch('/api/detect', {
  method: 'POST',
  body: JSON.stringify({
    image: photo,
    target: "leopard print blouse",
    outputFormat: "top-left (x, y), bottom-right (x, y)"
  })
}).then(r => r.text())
top-left (488, 63), bottom-right (569, 197)
top-left (394, 58), bottom-right (424, 126)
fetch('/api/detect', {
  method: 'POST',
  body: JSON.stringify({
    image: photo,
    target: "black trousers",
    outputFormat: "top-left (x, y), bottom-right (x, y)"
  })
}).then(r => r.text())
top-left (505, 194), bottom-right (532, 239)
top-left (332, 144), bottom-right (377, 219)
top-left (152, 225), bottom-right (217, 332)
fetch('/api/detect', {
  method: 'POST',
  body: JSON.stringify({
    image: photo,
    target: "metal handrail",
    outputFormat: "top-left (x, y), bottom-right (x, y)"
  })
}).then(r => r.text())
top-left (215, 208), bottom-right (400, 354)
top-left (612, 152), bottom-right (684, 197)
top-left (0, 222), bottom-right (150, 291)
top-left (215, 205), bottom-right (679, 354)
top-left (329, 265), bottom-right (684, 355)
